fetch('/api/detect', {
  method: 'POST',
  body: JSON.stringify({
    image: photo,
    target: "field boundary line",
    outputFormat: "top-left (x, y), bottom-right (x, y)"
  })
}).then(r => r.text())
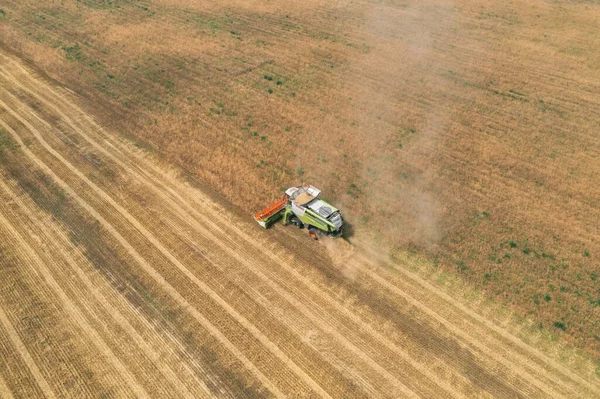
top-left (0, 178), bottom-right (209, 399)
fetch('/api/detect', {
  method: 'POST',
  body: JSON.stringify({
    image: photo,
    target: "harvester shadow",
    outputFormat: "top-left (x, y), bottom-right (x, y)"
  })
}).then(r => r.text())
top-left (341, 220), bottom-right (355, 243)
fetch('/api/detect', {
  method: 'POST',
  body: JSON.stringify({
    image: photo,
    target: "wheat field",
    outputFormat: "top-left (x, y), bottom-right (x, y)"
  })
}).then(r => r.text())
top-left (0, 0), bottom-right (599, 389)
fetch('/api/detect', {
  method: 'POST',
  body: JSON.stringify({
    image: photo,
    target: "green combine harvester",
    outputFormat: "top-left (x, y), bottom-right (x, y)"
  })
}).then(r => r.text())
top-left (254, 184), bottom-right (343, 239)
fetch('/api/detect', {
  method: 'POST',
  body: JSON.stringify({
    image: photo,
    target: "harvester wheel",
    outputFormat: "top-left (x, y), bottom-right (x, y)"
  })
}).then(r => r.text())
top-left (308, 227), bottom-right (318, 240)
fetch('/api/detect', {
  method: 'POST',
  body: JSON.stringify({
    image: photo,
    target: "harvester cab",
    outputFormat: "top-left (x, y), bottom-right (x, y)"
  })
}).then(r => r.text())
top-left (254, 184), bottom-right (343, 239)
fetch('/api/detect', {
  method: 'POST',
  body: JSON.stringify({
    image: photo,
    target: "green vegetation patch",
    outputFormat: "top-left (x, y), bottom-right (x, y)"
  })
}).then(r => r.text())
top-left (0, 129), bottom-right (19, 153)
top-left (62, 42), bottom-right (87, 62)
top-left (76, 0), bottom-right (123, 9)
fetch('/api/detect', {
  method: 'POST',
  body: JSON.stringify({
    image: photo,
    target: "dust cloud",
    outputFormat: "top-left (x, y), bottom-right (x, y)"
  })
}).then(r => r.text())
top-left (318, 2), bottom-right (457, 266)
top-left (321, 237), bottom-right (360, 281)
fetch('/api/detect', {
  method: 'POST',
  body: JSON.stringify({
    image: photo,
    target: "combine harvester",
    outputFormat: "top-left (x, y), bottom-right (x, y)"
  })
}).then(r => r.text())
top-left (255, 184), bottom-right (343, 239)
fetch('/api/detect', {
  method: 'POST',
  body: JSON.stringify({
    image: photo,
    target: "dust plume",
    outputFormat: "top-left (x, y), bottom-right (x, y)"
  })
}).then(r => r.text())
top-left (321, 236), bottom-right (360, 281)
top-left (336, 2), bottom-right (455, 253)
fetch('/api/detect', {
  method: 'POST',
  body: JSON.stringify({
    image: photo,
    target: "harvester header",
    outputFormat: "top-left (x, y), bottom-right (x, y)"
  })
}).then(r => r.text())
top-left (254, 184), bottom-right (343, 239)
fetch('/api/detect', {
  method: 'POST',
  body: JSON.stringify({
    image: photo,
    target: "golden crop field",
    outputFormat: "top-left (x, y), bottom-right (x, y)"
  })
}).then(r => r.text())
top-left (0, 0), bottom-right (599, 396)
